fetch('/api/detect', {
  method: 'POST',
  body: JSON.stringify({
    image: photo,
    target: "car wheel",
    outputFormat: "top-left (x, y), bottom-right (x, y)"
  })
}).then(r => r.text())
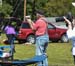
top-left (27, 35), bottom-right (35, 44)
top-left (60, 34), bottom-right (69, 43)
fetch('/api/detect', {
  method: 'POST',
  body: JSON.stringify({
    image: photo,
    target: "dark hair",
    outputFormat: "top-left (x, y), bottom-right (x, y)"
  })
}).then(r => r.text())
top-left (8, 23), bottom-right (14, 27)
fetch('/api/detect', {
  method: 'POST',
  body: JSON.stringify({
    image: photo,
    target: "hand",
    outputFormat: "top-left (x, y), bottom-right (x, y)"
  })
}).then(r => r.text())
top-left (26, 19), bottom-right (32, 23)
top-left (25, 16), bottom-right (31, 19)
top-left (63, 16), bottom-right (66, 19)
top-left (63, 16), bottom-right (71, 25)
top-left (25, 16), bottom-right (32, 23)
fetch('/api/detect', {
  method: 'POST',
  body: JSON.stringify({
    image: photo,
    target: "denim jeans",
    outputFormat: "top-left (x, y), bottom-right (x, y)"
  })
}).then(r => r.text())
top-left (35, 34), bottom-right (49, 66)
top-left (71, 37), bottom-right (75, 55)
top-left (6, 34), bottom-right (15, 60)
top-left (72, 37), bottom-right (75, 47)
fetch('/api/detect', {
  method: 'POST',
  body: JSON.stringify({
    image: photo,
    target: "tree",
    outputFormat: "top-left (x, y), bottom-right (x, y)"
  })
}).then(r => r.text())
top-left (0, 1), bottom-right (12, 17)
top-left (43, 0), bottom-right (73, 16)
top-left (2, 0), bottom-right (75, 19)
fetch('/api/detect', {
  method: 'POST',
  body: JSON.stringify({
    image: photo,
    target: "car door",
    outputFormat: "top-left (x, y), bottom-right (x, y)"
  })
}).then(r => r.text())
top-left (48, 23), bottom-right (57, 40)
top-left (18, 23), bottom-right (33, 39)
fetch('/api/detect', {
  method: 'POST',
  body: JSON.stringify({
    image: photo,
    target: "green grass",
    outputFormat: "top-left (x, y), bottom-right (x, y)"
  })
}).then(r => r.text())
top-left (47, 43), bottom-right (73, 66)
top-left (14, 43), bottom-right (75, 66)
top-left (0, 34), bottom-right (75, 66)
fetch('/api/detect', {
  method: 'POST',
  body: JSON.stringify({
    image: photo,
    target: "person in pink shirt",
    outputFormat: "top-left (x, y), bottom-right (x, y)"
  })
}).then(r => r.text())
top-left (26, 10), bottom-right (49, 66)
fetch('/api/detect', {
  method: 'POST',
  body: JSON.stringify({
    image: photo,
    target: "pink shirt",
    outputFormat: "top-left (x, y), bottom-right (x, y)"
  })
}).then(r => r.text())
top-left (33, 18), bottom-right (47, 36)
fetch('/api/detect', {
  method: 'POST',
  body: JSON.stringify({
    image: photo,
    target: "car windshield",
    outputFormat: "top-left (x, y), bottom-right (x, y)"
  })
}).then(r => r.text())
top-left (21, 23), bottom-right (30, 28)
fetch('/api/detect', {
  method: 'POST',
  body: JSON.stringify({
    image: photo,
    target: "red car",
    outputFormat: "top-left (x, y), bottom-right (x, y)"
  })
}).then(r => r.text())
top-left (17, 22), bottom-right (68, 43)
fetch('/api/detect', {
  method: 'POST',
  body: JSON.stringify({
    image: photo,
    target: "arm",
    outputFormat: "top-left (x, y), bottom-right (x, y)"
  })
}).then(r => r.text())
top-left (63, 16), bottom-right (73, 38)
top-left (63, 16), bottom-right (72, 29)
top-left (4, 26), bottom-right (8, 33)
top-left (26, 19), bottom-right (35, 30)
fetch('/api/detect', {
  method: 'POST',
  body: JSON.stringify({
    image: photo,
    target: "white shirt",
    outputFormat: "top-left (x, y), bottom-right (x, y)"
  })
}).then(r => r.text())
top-left (67, 27), bottom-right (75, 39)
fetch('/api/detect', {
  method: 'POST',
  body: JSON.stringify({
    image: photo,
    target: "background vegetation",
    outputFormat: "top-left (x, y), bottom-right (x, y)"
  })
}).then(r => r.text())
top-left (0, 0), bottom-right (75, 20)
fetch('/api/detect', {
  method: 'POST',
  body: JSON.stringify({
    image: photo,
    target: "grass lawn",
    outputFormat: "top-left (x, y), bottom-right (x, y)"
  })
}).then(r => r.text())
top-left (0, 34), bottom-right (75, 66)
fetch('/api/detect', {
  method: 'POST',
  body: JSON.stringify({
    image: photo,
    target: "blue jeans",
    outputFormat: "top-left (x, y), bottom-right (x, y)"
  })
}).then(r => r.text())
top-left (6, 34), bottom-right (16, 60)
top-left (72, 37), bottom-right (75, 47)
top-left (35, 34), bottom-right (49, 66)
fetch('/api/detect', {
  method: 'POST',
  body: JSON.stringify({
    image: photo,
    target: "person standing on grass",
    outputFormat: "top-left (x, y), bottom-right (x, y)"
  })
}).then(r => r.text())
top-left (63, 16), bottom-right (75, 64)
top-left (26, 10), bottom-right (49, 66)
top-left (4, 23), bottom-right (16, 54)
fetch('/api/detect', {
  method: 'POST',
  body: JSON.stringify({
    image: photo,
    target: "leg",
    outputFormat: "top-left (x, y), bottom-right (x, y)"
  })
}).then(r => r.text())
top-left (42, 42), bottom-right (48, 66)
top-left (6, 34), bottom-right (11, 44)
top-left (72, 47), bottom-right (75, 64)
top-left (11, 35), bottom-right (16, 60)
top-left (11, 35), bottom-right (16, 52)
top-left (35, 37), bottom-right (48, 66)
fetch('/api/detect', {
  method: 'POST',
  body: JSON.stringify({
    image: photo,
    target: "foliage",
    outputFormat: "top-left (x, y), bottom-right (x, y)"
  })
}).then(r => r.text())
top-left (0, 1), bottom-right (12, 17)
top-left (44, 0), bottom-right (74, 16)
top-left (1, 0), bottom-right (75, 19)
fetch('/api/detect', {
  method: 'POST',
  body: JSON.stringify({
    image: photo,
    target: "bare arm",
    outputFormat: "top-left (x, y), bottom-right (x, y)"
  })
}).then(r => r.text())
top-left (26, 19), bottom-right (35, 30)
top-left (63, 16), bottom-right (72, 29)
